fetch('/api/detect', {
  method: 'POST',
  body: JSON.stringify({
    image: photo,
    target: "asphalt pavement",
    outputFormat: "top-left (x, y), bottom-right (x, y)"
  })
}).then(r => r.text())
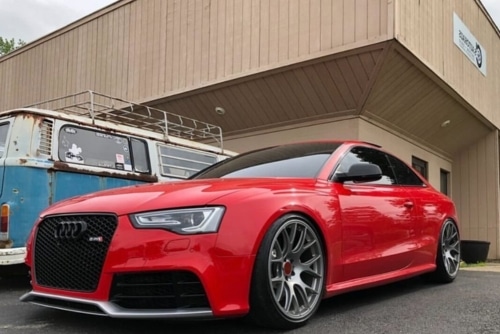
top-left (1, 268), bottom-right (500, 334)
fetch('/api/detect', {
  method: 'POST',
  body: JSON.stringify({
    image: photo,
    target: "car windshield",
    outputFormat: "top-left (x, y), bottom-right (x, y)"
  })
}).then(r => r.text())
top-left (192, 142), bottom-right (342, 179)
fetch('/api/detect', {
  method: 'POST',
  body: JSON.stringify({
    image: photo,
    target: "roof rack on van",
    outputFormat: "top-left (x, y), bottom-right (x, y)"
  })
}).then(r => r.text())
top-left (25, 90), bottom-right (223, 149)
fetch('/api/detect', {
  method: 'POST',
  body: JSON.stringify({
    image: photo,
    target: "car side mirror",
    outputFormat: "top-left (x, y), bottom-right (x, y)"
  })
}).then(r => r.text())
top-left (334, 163), bottom-right (382, 183)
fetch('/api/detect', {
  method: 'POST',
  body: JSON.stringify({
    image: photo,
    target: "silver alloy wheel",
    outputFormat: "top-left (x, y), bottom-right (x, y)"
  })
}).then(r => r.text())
top-left (268, 219), bottom-right (324, 320)
top-left (441, 220), bottom-right (460, 277)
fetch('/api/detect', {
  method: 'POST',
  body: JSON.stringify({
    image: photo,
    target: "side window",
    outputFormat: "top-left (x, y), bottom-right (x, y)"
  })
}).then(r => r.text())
top-left (58, 126), bottom-right (133, 171)
top-left (411, 156), bottom-right (428, 179)
top-left (158, 144), bottom-right (218, 179)
top-left (334, 147), bottom-right (396, 185)
top-left (440, 169), bottom-right (450, 195)
top-left (131, 138), bottom-right (150, 173)
top-left (388, 155), bottom-right (425, 186)
top-left (0, 123), bottom-right (9, 158)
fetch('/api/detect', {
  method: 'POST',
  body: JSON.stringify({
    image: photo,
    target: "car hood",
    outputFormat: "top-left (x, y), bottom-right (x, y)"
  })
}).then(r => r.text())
top-left (42, 178), bottom-right (318, 216)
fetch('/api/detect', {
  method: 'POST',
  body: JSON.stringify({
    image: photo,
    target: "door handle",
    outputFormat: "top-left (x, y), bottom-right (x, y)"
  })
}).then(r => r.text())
top-left (404, 201), bottom-right (414, 208)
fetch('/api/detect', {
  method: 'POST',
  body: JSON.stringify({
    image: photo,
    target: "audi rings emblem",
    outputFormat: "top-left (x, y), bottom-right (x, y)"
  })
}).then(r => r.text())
top-left (54, 221), bottom-right (88, 240)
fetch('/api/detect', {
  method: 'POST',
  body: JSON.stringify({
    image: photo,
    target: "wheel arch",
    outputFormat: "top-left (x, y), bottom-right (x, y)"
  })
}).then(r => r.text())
top-left (248, 209), bottom-right (330, 294)
top-left (430, 217), bottom-right (460, 261)
top-left (254, 208), bottom-right (329, 259)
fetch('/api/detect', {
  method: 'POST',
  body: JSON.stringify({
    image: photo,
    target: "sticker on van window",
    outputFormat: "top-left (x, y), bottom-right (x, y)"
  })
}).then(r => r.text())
top-left (95, 133), bottom-right (113, 139)
top-left (64, 128), bottom-right (77, 134)
top-left (65, 144), bottom-right (84, 163)
top-left (116, 154), bottom-right (125, 164)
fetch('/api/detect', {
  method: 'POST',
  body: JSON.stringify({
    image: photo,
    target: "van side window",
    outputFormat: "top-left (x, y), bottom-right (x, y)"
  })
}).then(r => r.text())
top-left (0, 123), bottom-right (9, 158)
top-left (158, 144), bottom-right (218, 179)
top-left (58, 126), bottom-right (133, 171)
top-left (131, 138), bottom-right (150, 173)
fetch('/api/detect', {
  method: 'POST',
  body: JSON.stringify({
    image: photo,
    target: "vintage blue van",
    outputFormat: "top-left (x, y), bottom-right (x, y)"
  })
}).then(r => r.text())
top-left (0, 91), bottom-right (235, 267)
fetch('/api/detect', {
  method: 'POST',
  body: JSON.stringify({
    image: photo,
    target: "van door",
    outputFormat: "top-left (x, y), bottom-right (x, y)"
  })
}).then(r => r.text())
top-left (0, 122), bottom-right (10, 197)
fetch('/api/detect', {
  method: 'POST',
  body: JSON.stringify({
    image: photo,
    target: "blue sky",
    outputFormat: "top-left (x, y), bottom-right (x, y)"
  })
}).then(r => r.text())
top-left (0, 0), bottom-right (117, 43)
top-left (483, 0), bottom-right (500, 28)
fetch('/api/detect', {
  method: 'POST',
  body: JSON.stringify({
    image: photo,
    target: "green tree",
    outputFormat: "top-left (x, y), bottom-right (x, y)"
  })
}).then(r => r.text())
top-left (0, 37), bottom-right (26, 56)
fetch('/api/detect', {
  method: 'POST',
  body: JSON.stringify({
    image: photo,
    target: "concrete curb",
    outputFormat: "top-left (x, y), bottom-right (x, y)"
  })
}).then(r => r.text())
top-left (460, 262), bottom-right (500, 273)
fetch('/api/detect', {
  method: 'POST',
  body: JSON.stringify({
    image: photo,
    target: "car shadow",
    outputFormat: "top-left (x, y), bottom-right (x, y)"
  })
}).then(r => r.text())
top-left (0, 264), bottom-right (31, 291)
top-left (316, 276), bottom-right (440, 316)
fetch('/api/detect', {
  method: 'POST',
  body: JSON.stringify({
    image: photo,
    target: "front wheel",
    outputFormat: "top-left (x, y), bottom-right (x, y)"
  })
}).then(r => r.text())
top-left (248, 214), bottom-right (325, 329)
top-left (426, 219), bottom-right (460, 283)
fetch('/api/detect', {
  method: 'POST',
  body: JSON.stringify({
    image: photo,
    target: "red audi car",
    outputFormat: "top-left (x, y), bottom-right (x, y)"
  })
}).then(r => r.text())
top-left (21, 141), bottom-right (461, 329)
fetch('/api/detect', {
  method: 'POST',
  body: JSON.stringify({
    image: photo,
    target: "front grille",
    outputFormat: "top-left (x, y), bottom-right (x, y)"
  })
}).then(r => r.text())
top-left (34, 215), bottom-right (118, 292)
top-left (110, 271), bottom-right (209, 309)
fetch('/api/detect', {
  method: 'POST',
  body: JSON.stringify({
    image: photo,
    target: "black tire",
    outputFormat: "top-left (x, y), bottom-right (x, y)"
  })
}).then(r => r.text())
top-left (248, 214), bottom-right (325, 329)
top-left (425, 219), bottom-right (460, 283)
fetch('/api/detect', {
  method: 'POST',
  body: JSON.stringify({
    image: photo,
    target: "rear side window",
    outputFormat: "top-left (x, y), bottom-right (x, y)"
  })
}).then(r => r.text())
top-left (0, 123), bottom-right (9, 158)
top-left (159, 144), bottom-right (218, 179)
top-left (58, 125), bottom-right (149, 173)
top-left (388, 155), bottom-right (425, 186)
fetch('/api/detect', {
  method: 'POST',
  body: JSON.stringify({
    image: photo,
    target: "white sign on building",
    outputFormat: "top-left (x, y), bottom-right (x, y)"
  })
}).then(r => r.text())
top-left (453, 13), bottom-right (487, 76)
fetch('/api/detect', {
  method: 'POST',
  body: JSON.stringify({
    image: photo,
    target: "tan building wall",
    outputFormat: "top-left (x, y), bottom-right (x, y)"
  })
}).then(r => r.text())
top-left (0, 0), bottom-right (394, 111)
top-left (224, 117), bottom-right (360, 152)
top-left (452, 132), bottom-right (500, 259)
top-left (394, 0), bottom-right (500, 258)
top-left (395, 0), bottom-right (500, 128)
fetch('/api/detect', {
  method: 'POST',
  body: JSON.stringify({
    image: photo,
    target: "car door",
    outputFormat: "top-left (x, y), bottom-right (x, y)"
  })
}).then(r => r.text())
top-left (333, 146), bottom-right (418, 281)
top-left (386, 153), bottom-right (438, 267)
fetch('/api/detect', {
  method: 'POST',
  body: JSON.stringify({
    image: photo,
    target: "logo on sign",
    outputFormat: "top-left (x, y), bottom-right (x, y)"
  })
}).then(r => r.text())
top-left (475, 43), bottom-right (482, 68)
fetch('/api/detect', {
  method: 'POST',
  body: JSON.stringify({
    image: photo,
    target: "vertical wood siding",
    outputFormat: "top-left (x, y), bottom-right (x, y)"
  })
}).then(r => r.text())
top-left (395, 0), bottom-right (500, 130)
top-left (396, 1), bottom-right (500, 258)
top-left (453, 132), bottom-right (499, 259)
top-left (0, 0), bottom-right (390, 110)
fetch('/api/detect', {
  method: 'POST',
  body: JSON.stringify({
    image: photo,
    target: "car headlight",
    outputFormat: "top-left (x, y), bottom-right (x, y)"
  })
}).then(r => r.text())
top-left (130, 206), bottom-right (225, 234)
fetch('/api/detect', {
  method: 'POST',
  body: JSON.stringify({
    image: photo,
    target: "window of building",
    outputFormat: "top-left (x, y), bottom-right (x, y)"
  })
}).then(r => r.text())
top-left (440, 169), bottom-right (450, 195)
top-left (412, 156), bottom-right (428, 180)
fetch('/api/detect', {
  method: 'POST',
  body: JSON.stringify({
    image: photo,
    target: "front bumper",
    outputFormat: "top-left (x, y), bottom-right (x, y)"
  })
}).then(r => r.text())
top-left (23, 214), bottom-right (255, 319)
top-left (0, 247), bottom-right (26, 265)
top-left (20, 291), bottom-right (213, 318)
